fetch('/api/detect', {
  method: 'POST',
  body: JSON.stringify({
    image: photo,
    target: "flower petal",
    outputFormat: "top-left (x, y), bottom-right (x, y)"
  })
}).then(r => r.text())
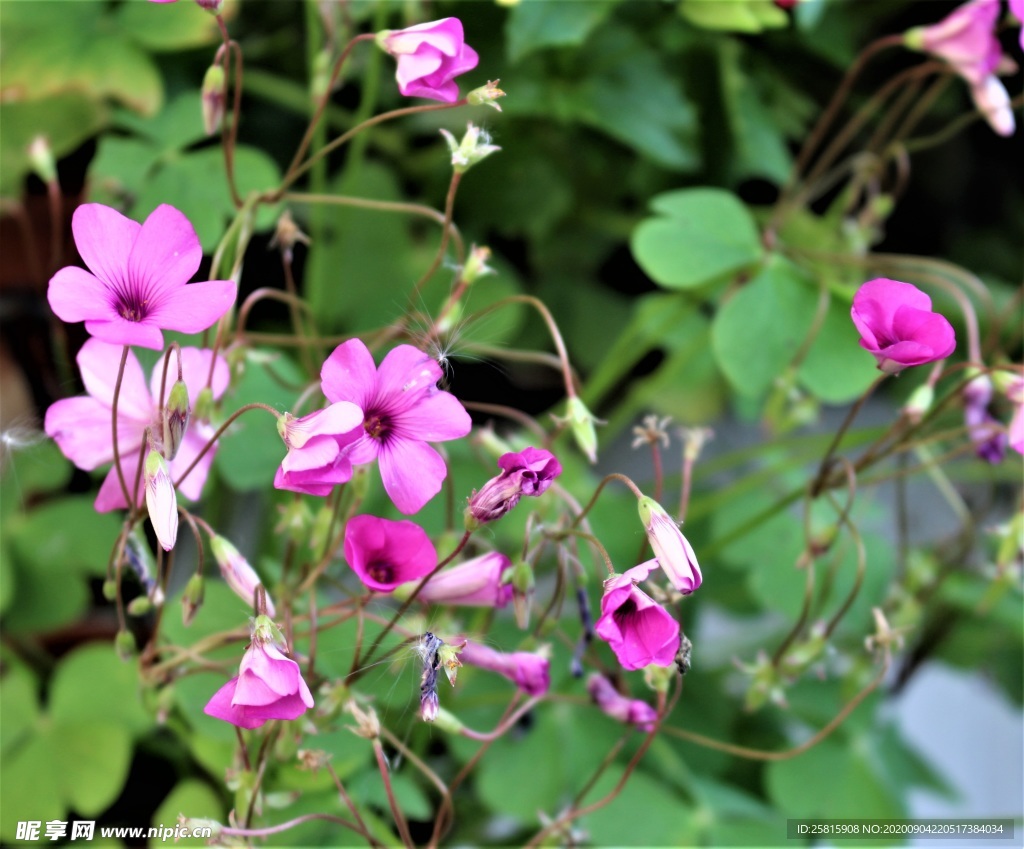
top-left (95, 452), bottom-right (144, 512)
top-left (170, 424), bottom-right (217, 502)
top-left (204, 677), bottom-right (268, 729)
top-left (84, 317), bottom-right (166, 350)
top-left (44, 397), bottom-right (132, 471)
top-left (321, 338), bottom-right (378, 408)
top-left (47, 266), bottom-right (117, 324)
top-left (394, 390), bottom-right (471, 441)
top-left (127, 204), bottom-right (202, 303)
top-left (147, 280), bottom-right (237, 335)
top-left (150, 347), bottom-right (231, 406)
top-left (375, 344), bottom-right (443, 410)
top-left (71, 203), bottom-right (140, 288)
top-left (77, 339), bottom-right (153, 421)
top-left (378, 438), bottom-right (447, 514)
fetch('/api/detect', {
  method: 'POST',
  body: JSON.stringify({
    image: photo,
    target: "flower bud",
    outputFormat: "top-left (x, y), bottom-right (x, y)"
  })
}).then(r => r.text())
top-left (511, 559), bottom-right (535, 629)
top-left (637, 496), bottom-right (702, 595)
top-left (269, 209), bottom-right (311, 263)
top-left (161, 379), bottom-right (191, 460)
top-left (462, 245), bottom-right (495, 285)
top-left (275, 498), bottom-right (314, 544)
top-left (563, 397), bottom-right (600, 463)
top-left (310, 504), bottom-right (334, 558)
top-left (127, 596), bottom-right (153, 617)
top-left (466, 79), bottom-right (506, 111)
top-left (102, 578), bottom-right (119, 601)
top-left (902, 383), bottom-right (934, 424)
top-left (211, 534), bottom-right (276, 617)
top-left (27, 136), bottom-right (57, 183)
top-left (181, 573), bottom-right (204, 626)
top-left (466, 447), bottom-right (562, 526)
top-left (643, 663), bottom-right (674, 695)
top-left (588, 673), bottom-right (659, 731)
top-left (439, 123), bottom-right (501, 174)
top-left (144, 450), bottom-right (178, 551)
top-left (195, 0), bottom-right (224, 12)
top-left (193, 386), bottom-right (215, 422)
top-left (201, 64), bottom-right (227, 136)
top-left (115, 629), bottom-right (136, 661)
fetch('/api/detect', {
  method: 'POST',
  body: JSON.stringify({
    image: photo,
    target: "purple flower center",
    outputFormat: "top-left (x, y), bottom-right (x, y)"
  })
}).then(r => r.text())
top-left (614, 597), bottom-right (638, 626)
top-left (366, 559), bottom-right (394, 584)
top-left (112, 280), bottom-right (151, 323)
top-left (363, 411), bottom-right (392, 442)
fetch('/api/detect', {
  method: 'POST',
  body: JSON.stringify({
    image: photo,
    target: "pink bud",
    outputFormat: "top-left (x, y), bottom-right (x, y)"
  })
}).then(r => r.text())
top-left (144, 450), bottom-right (178, 551)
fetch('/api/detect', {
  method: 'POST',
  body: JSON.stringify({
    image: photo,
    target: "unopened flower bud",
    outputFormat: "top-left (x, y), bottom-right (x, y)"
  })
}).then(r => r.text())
top-left (420, 690), bottom-right (440, 722)
top-left (193, 386), bottom-right (215, 422)
top-left (27, 136), bottom-right (57, 183)
top-left (102, 578), bottom-right (119, 601)
top-left (127, 596), bottom-right (153, 617)
top-left (511, 559), bottom-right (535, 629)
top-left (211, 534), bottom-right (276, 617)
top-left (902, 383), bottom-right (934, 424)
top-left (439, 123), bottom-right (501, 174)
top-left (643, 663), bottom-right (674, 695)
top-left (144, 450), bottom-right (178, 551)
top-left (310, 504), bottom-right (334, 557)
top-left (588, 673), bottom-right (659, 731)
top-left (311, 48), bottom-right (332, 101)
top-left (181, 573), bottom-right (205, 626)
top-left (562, 397), bottom-right (600, 463)
top-left (466, 447), bottom-right (562, 526)
top-left (195, 0), bottom-right (224, 13)
top-left (462, 245), bottom-right (494, 284)
top-left (161, 379), bottom-right (190, 460)
top-left (466, 79), bottom-right (506, 111)
top-left (115, 628), bottom-right (136, 661)
top-left (201, 64), bottom-right (227, 136)
top-left (638, 496), bottom-right (702, 595)
top-left (269, 209), bottom-right (311, 263)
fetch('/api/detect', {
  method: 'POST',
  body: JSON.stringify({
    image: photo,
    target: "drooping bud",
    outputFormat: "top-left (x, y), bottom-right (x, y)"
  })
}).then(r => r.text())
top-left (268, 209), bottom-right (311, 263)
top-left (211, 534), bottom-right (276, 618)
top-left (562, 397), bottom-right (600, 463)
top-left (181, 573), bottom-right (205, 626)
top-left (127, 595), bottom-right (153, 617)
top-left (102, 578), bottom-right (119, 601)
top-left (115, 629), bottom-right (136, 661)
top-left (637, 496), bottom-right (702, 595)
top-left (643, 660), bottom-right (675, 695)
top-left (27, 136), bottom-right (57, 183)
top-left (511, 559), bottom-right (535, 629)
top-left (201, 64), bottom-right (227, 136)
top-left (161, 379), bottom-right (191, 460)
top-left (193, 386), bottom-right (215, 422)
top-left (466, 79), bottom-right (506, 111)
top-left (587, 673), bottom-right (658, 731)
top-left (439, 123), bottom-right (501, 174)
top-left (901, 383), bottom-right (934, 425)
top-left (144, 450), bottom-right (178, 551)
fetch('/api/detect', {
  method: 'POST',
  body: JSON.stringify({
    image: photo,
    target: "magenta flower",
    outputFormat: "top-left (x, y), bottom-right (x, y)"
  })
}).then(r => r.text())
top-left (638, 496), bottom-right (702, 595)
top-left (1012, 0), bottom-right (1024, 50)
top-left (595, 561), bottom-right (680, 671)
top-left (970, 75), bottom-right (1016, 137)
top-left (964, 374), bottom-right (1007, 463)
top-left (377, 18), bottom-right (479, 103)
top-left (467, 447), bottom-right (562, 526)
top-left (850, 279), bottom-right (957, 375)
top-left (321, 339), bottom-right (472, 514)
top-left (274, 404), bottom-right (364, 496)
top-left (586, 673), bottom-right (659, 732)
top-left (45, 339), bottom-right (229, 512)
top-left (47, 204), bottom-right (235, 350)
top-left (460, 641), bottom-right (550, 696)
top-left (910, 0), bottom-right (1002, 86)
top-left (204, 618), bottom-right (313, 729)
top-left (343, 514), bottom-right (437, 592)
top-left (412, 552), bottom-right (513, 607)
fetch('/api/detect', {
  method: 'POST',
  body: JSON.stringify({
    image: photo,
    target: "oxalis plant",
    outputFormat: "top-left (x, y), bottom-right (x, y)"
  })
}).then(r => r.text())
top-left (1, 0), bottom-right (1022, 847)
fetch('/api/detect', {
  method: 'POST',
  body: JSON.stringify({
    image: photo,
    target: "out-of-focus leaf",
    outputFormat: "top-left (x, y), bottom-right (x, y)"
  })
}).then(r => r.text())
top-left (0, 94), bottom-right (106, 196)
top-left (0, 662), bottom-right (39, 755)
top-left (153, 780), bottom-right (226, 846)
top-left (0, 0), bottom-right (163, 115)
top-left (632, 188), bottom-right (763, 290)
top-left (0, 733), bottom-right (63, 841)
top-left (53, 723), bottom-right (133, 815)
top-left (7, 497), bottom-right (122, 578)
top-left (0, 440), bottom-right (72, 518)
top-left (88, 137), bottom-right (161, 210)
top-left (115, 0), bottom-right (221, 52)
top-left (581, 767), bottom-right (699, 846)
top-left (797, 288), bottom-right (879, 403)
top-left (48, 644), bottom-right (151, 733)
top-left (111, 94), bottom-right (209, 153)
top-left (680, 0), bottom-right (789, 33)
top-left (505, 0), bottom-right (618, 63)
top-left (711, 257), bottom-right (819, 397)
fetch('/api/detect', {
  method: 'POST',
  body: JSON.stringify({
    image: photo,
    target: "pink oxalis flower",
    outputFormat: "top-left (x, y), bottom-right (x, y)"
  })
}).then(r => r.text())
top-left (274, 404), bottom-right (364, 496)
top-left (343, 514), bottom-right (437, 592)
top-left (587, 673), bottom-right (659, 732)
top-left (595, 561), bottom-right (681, 671)
top-left (466, 447), bottom-right (562, 526)
top-left (411, 551), bottom-right (513, 607)
top-left (204, 617), bottom-right (313, 730)
top-left (322, 339), bottom-right (472, 514)
top-left (377, 18), bottom-right (479, 103)
top-left (47, 204), bottom-right (236, 350)
top-left (45, 339), bottom-right (229, 512)
top-left (460, 641), bottom-right (550, 696)
top-left (850, 278), bottom-right (956, 375)
top-left (964, 374), bottom-right (1007, 464)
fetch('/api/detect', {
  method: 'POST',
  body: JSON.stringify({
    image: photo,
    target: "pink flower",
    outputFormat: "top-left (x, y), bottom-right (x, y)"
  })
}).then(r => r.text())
top-left (638, 496), bottom-right (702, 595)
top-left (595, 561), bottom-right (680, 671)
top-left (412, 552), bottom-right (513, 607)
top-left (45, 339), bottom-right (229, 512)
top-left (47, 204), bottom-right (236, 350)
top-left (910, 0), bottom-right (1002, 86)
top-left (964, 374), bottom-right (1007, 463)
top-left (274, 404), bottom-right (364, 496)
top-left (377, 18), bottom-right (479, 103)
top-left (204, 619), bottom-right (313, 730)
top-left (321, 339), bottom-right (472, 514)
top-left (586, 673), bottom-right (659, 732)
top-left (970, 75), bottom-right (1016, 137)
top-left (343, 514), bottom-right (437, 592)
top-left (211, 534), bottom-right (276, 618)
top-left (850, 279), bottom-right (957, 375)
top-left (1007, 377), bottom-right (1024, 455)
top-left (460, 641), bottom-right (550, 695)
top-left (466, 447), bottom-right (562, 525)
top-left (1012, 0), bottom-right (1024, 50)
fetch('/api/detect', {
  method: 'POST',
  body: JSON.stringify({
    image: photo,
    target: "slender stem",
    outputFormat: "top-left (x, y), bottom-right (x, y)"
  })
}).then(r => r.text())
top-left (373, 740), bottom-right (414, 849)
top-left (379, 726), bottom-right (453, 849)
top-left (221, 813), bottom-right (367, 840)
top-left (810, 375), bottom-right (886, 497)
top-left (111, 346), bottom-right (132, 508)
top-left (172, 402), bottom-right (281, 489)
top-left (406, 171), bottom-right (462, 310)
top-left (325, 762), bottom-right (378, 847)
